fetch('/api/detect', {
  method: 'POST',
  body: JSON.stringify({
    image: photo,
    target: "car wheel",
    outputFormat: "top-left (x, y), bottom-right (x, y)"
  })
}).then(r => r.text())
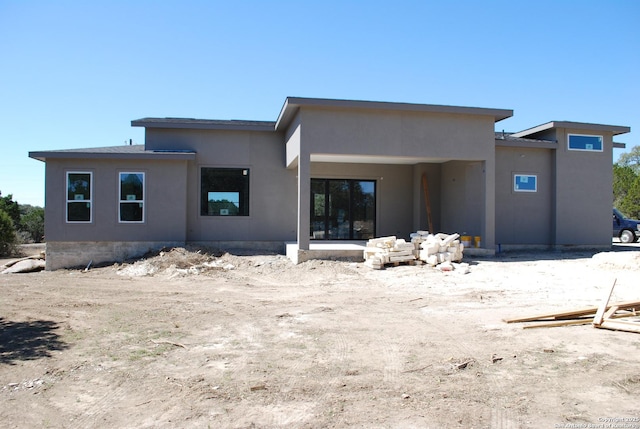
top-left (620, 229), bottom-right (636, 244)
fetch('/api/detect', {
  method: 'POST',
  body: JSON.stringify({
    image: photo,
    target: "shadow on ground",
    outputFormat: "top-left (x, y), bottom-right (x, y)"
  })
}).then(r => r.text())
top-left (0, 318), bottom-right (69, 365)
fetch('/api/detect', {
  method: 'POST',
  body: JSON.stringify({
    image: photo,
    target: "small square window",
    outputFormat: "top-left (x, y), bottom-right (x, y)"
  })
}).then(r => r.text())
top-left (201, 168), bottom-right (250, 216)
top-left (568, 134), bottom-right (603, 152)
top-left (514, 174), bottom-right (537, 192)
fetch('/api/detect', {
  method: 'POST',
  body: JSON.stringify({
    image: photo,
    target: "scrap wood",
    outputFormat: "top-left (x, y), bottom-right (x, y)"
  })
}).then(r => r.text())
top-left (504, 301), bottom-right (640, 324)
top-left (522, 318), bottom-right (593, 329)
top-left (521, 311), bottom-right (638, 329)
top-left (597, 319), bottom-right (640, 334)
top-left (592, 279), bottom-right (640, 334)
top-left (592, 279), bottom-right (617, 326)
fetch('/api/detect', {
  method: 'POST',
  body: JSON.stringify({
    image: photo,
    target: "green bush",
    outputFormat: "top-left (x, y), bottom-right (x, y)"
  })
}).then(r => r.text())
top-left (0, 209), bottom-right (18, 256)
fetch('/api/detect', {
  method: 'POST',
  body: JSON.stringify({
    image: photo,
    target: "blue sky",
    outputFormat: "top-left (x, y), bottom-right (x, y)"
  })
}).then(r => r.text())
top-left (1, 0), bottom-right (638, 207)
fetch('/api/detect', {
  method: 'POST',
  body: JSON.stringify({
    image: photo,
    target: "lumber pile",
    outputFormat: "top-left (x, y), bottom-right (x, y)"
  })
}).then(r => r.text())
top-left (363, 231), bottom-right (466, 271)
top-left (505, 280), bottom-right (640, 334)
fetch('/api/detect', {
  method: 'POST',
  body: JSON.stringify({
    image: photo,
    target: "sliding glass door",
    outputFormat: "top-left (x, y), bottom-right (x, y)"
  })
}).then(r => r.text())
top-left (311, 179), bottom-right (376, 240)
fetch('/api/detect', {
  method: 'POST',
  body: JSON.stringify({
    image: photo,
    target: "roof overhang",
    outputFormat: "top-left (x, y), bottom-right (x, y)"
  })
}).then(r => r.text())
top-left (131, 118), bottom-right (276, 132)
top-left (275, 97), bottom-right (513, 131)
top-left (512, 121), bottom-right (630, 138)
top-left (29, 146), bottom-right (196, 162)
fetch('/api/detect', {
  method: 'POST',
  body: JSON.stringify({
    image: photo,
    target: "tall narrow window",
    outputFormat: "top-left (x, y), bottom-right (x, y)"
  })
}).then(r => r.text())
top-left (201, 168), bottom-right (250, 216)
top-left (67, 172), bottom-right (92, 222)
top-left (119, 172), bottom-right (145, 222)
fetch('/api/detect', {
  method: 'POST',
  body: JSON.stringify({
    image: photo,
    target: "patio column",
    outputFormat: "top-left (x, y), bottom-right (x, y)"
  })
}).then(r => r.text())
top-left (482, 158), bottom-right (496, 250)
top-left (297, 151), bottom-right (311, 250)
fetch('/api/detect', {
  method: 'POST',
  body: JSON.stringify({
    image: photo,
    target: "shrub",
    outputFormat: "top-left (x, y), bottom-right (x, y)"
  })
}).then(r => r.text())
top-left (0, 209), bottom-right (18, 256)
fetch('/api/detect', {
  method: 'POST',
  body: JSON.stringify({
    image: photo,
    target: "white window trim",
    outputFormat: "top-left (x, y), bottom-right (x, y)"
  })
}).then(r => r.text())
top-left (66, 171), bottom-right (93, 223)
top-left (513, 173), bottom-right (537, 193)
top-left (118, 171), bottom-right (145, 223)
top-left (567, 133), bottom-right (603, 152)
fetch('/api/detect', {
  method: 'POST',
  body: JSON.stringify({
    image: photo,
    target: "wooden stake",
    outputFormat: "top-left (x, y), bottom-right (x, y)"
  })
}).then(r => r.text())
top-left (421, 173), bottom-right (433, 233)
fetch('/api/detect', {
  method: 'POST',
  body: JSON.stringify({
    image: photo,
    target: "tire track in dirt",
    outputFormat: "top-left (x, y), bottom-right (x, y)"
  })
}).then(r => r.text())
top-left (66, 383), bottom-right (129, 429)
top-left (420, 310), bottom-right (521, 427)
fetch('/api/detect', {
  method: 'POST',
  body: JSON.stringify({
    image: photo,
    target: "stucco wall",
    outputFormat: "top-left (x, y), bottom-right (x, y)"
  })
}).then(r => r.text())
top-left (412, 163), bottom-right (442, 233)
top-left (554, 128), bottom-right (614, 246)
top-left (298, 107), bottom-right (496, 160)
top-left (495, 147), bottom-right (553, 245)
top-left (44, 158), bottom-right (189, 242)
top-left (440, 161), bottom-right (485, 238)
top-left (145, 128), bottom-right (298, 243)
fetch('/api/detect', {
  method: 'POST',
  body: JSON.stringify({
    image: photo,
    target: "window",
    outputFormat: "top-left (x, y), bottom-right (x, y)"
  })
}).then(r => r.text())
top-left (514, 174), bottom-right (537, 192)
top-left (201, 168), bottom-right (250, 216)
top-left (568, 134), bottom-right (603, 152)
top-left (66, 172), bottom-right (92, 222)
top-left (119, 172), bottom-right (145, 222)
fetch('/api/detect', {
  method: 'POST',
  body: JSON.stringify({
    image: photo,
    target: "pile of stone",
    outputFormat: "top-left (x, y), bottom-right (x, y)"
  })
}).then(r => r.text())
top-left (411, 231), bottom-right (464, 267)
top-left (363, 231), bottom-right (468, 272)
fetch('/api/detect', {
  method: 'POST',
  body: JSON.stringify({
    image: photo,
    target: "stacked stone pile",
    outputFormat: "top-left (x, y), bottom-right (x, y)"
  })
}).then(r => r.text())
top-left (363, 231), bottom-right (467, 272)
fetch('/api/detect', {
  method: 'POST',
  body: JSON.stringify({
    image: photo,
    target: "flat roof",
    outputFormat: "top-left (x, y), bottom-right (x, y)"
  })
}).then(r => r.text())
top-left (29, 144), bottom-right (196, 162)
top-left (512, 121), bottom-right (630, 138)
top-left (275, 97), bottom-right (513, 130)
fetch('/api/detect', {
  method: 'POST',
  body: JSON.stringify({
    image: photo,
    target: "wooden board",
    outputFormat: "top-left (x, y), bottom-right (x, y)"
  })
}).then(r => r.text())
top-left (597, 319), bottom-right (640, 334)
top-left (504, 300), bottom-right (640, 324)
top-left (593, 279), bottom-right (617, 326)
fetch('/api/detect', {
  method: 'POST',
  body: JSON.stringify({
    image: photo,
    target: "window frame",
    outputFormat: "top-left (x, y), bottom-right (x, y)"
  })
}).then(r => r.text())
top-left (513, 173), bottom-right (538, 193)
top-left (200, 167), bottom-right (250, 217)
top-left (66, 171), bottom-right (93, 223)
top-left (567, 133), bottom-right (603, 152)
top-left (118, 171), bottom-right (146, 223)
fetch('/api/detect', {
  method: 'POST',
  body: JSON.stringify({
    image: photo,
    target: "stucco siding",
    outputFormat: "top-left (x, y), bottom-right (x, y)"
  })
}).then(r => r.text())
top-left (300, 108), bottom-right (496, 160)
top-left (495, 147), bottom-right (553, 245)
top-left (412, 163), bottom-right (442, 233)
top-left (44, 158), bottom-right (188, 242)
top-left (151, 129), bottom-right (299, 243)
top-left (554, 129), bottom-right (614, 246)
top-left (440, 161), bottom-right (485, 238)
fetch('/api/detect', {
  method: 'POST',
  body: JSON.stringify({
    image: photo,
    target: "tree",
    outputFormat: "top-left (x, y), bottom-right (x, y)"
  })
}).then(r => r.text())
top-left (0, 209), bottom-right (17, 256)
top-left (614, 145), bottom-right (640, 218)
top-left (0, 192), bottom-right (20, 228)
top-left (20, 205), bottom-right (45, 243)
top-left (617, 145), bottom-right (640, 174)
top-left (613, 164), bottom-right (637, 209)
top-left (619, 175), bottom-right (640, 220)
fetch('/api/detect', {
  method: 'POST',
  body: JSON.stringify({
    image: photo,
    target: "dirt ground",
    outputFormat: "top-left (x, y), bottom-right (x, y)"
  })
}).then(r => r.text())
top-left (1, 245), bottom-right (640, 429)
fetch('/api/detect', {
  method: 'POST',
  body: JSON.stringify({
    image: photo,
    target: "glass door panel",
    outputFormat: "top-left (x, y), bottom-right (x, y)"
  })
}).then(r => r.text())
top-left (311, 179), bottom-right (376, 240)
top-left (328, 180), bottom-right (350, 239)
top-left (352, 181), bottom-right (375, 239)
top-left (311, 180), bottom-right (327, 239)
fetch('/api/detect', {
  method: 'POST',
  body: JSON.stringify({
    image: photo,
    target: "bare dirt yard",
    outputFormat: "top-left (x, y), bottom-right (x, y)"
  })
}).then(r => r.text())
top-left (1, 245), bottom-right (640, 429)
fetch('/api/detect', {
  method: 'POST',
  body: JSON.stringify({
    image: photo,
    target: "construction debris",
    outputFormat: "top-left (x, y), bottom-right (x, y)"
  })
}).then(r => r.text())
top-left (1, 253), bottom-right (46, 274)
top-left (505, 279), bottom-right (640, 334)
top-left (363, 231), bottom-right (466, 270)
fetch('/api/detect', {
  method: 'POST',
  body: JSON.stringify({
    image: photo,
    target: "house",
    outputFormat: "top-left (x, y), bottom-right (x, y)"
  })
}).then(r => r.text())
top-left (29, 97), bottom-right (630, 270)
